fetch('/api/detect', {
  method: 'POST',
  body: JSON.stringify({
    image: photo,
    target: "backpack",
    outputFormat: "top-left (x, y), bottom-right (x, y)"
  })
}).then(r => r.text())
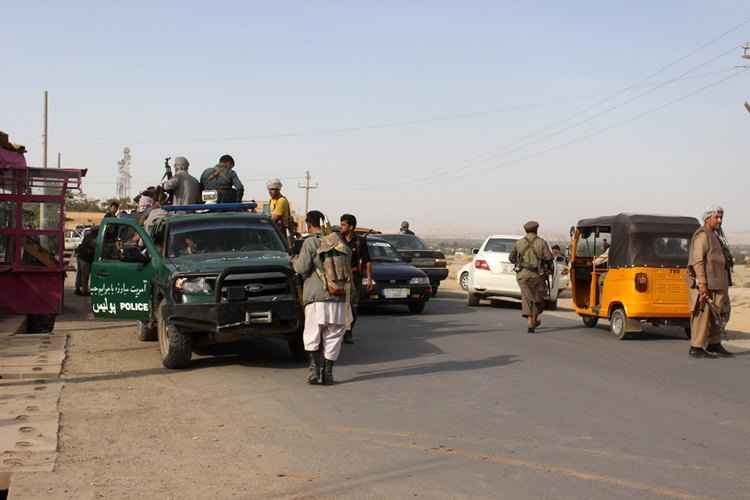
top-left (516, 236), bottom-right (553, 275)
top-left (317, 233), bottom-right (352, 296)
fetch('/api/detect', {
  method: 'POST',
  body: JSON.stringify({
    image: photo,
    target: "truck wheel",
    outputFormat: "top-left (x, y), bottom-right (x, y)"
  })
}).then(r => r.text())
top-left (408, 301), bottom-right (426, 314)
top-left (467, 293), bottom-right (480, 307)
top-left (26, 314), bottom-right (56, 334)
top-left (582, 316), bottom-right (598, 328)
top-left (545, 299), bottom-right (558, 311)
top-left (136, 320), bottom-right (158, 342)
top-left (610, 308), bottom-right (629, 340)
top-left (157, 300), bottom-right (191, 369)
top-left (287, 334), bottom-right (308, 363)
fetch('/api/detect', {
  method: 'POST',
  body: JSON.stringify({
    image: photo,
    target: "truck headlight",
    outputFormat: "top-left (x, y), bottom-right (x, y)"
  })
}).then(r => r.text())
top-left (409, 276), bottom-right (430, 285)
top-left (174, 277), bottom-right (213, 295)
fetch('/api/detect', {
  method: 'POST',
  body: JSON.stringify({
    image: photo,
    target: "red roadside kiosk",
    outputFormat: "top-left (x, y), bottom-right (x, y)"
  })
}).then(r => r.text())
top-left (0, 131), bottom-right (86, 332)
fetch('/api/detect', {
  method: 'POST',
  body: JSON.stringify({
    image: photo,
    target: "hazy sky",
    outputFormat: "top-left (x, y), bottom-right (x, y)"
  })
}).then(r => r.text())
top-left (4, 1), bottom-right (749, 237)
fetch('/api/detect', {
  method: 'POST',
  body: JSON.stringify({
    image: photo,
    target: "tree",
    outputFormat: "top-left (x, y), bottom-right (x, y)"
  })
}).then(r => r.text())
top-left (65, 192), bottom-right (104, 212)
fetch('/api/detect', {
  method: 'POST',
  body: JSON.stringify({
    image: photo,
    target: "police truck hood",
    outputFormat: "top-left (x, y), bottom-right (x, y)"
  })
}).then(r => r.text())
top-left (167, 252), bottom-right (291, 274)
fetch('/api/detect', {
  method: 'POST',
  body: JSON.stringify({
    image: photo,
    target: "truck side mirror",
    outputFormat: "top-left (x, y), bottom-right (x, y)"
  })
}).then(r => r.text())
top-left (472, 248), bottom-right (479, 255)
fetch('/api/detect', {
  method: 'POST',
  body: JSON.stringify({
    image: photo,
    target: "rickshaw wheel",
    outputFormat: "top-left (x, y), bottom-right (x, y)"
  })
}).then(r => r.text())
top-left (581, 316), bottom-right (598, 328)
top-left (610, 308), bottom-right (629, 340)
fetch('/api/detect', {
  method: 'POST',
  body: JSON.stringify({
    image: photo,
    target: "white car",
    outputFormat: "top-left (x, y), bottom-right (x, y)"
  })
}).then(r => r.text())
top-left (64, 229), bottom-right (83, 251)
top-left (466, 234), bottom-right (562, 309)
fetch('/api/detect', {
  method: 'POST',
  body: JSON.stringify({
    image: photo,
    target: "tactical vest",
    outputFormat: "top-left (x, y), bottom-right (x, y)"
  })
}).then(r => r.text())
top-left (688, 227), bottom-right (730, 290)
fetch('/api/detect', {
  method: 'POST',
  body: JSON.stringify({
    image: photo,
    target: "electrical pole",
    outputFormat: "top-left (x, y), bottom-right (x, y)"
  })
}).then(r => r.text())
top-left (297, 170), bottom-right (318, 215)
top-left (42, 90), bottom-right (48, 168)
top-left (57, 152), bottom-right (61, 169)
top-left (743, 44), bottom-right (750, 115)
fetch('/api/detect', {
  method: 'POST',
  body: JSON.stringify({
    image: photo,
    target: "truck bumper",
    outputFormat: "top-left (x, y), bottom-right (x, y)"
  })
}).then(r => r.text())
top-left (163, 297), bottom-right (301, 338)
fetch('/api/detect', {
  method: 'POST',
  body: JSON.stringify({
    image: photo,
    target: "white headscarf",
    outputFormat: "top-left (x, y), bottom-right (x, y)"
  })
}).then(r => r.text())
top-left (702, 205), bottom-right (723, 222)
top-left (266, 178), bottom-right (282, 190)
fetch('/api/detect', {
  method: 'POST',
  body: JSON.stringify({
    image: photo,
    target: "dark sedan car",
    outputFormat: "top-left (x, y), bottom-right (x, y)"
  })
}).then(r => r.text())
top-left (360, 238), bottom-right (432, 314)
top-left (376, 234), bottom-right (448, 296)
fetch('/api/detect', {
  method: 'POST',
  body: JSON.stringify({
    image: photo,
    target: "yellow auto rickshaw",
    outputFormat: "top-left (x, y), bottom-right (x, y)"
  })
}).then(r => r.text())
top-left (570, 214), bottom-right (700, 339)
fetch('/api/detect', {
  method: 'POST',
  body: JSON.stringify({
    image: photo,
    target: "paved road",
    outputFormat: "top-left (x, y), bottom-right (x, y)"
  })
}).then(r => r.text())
top-left (11, 291), bottom-right (750, 499)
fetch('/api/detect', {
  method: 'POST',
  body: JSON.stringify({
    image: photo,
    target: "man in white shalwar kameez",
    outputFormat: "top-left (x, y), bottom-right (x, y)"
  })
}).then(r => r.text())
top-left (293, 211), bottom-right (352, 385)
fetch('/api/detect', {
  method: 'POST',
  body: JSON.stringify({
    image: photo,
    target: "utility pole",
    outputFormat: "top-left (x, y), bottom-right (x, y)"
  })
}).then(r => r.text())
top-left (42, 90), bottom-right (48, 168)
top-left (743, 44), bottom-right (750, 115)
top-left (297, 170), bottom-right (318, 215)
top-left (57, 152), bottom-right (61, 169)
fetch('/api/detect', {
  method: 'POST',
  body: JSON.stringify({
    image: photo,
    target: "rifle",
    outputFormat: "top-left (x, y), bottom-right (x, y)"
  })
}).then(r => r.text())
top-left (161, 157), bottom-right (175, 206)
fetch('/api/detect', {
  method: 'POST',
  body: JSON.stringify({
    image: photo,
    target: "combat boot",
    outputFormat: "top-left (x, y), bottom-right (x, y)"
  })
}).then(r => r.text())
top-left (322, 359), bottom-right (335, 385)
top-left (307, 350), bottom-right (322, 385)
top-left (706, 343), bottom-right (734, 358)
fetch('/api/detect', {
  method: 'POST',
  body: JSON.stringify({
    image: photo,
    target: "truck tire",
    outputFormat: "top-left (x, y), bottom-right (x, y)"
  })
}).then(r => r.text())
top-left (136, 320), bottom-right (158, 342)
top-left (408, 301), bottom-right (426, 314)
top-left (582, 316), bottom-right (599, 328)
top-left (157, 300), bottom-right (192, 369)
top-left (609, 308), bottom-right (629, 340)
top-left (26, 314), bottom-right (56, 334)
top-left (431, 284), bottom-right (439, 297)
top-left (467, 293), bottom-right (480, 307)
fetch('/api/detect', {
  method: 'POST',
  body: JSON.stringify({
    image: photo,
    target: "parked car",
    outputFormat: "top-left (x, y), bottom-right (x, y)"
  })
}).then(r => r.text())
top-left (467, 234), bottom-right (562, 309)
top-left (360, 238), bottom-right (432, 314)
top-left (89, 204), bottom-right (303, 369)
top-left (457, 262), bottom-right (471, 291)
top-left (376, 234), bottom-right (448, 296)
top-left (64, 229), bottom-right (84, 251)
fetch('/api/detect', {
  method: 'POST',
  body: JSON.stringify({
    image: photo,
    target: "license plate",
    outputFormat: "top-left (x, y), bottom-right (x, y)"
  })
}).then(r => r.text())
top-left (412, 258), bottom-right (434, 267)
top-left (246, 311), bottom-right (272, 324)
top-left (383, 288), bottom-right (409, 299)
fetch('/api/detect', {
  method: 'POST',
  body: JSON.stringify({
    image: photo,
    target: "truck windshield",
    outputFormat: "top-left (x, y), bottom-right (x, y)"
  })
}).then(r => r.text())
top-left (167, 220), bottom-right (285, 257)
top-left (379, 234), bottom-right (427, 250)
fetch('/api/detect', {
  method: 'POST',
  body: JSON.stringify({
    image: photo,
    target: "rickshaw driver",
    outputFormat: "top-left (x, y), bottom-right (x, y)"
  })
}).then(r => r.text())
top-left (687, 206), bottom-right (734, 359)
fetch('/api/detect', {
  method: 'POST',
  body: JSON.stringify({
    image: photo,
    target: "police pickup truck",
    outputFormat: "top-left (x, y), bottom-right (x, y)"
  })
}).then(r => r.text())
top-left (89, 203), bottom-right (303, 369)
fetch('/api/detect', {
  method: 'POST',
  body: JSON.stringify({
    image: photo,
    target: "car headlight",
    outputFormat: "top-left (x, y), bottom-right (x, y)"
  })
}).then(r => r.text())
top-left (174, 277), bottom-right (213, 295)
top-left (409, 276), bottom-right (430, 285)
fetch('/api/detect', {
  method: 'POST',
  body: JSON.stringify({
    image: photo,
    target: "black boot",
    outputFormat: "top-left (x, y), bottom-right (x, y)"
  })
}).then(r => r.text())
top-left (706, 343), bottom-right (734, 358)
top-left (689, 347), bottom-right (718, 359)
top-left (307, 350), bottom-right (321, 384)
top-left (322, 359), bottom-right (335, 385)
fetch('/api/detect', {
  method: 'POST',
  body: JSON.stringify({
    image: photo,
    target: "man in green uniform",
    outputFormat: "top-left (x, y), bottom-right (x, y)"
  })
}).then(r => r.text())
top-left (199, 154), bottom-right (244, 203)
top-left (509, 220), bottom-right (553, 333)
top-left (687, 205), bottom-right (734, 359)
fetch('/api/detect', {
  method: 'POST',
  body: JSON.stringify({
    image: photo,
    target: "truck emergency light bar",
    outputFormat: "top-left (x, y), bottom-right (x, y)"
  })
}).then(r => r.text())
top-left (162, 202), bottom-right (258, 213)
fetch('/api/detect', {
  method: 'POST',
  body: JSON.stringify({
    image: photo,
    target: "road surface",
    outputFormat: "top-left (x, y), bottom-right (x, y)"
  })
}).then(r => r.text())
top-left (9, 291), bottom-right (750, 499)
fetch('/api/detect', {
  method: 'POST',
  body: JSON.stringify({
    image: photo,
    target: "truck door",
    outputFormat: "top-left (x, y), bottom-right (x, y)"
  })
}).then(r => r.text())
top-left (90, 219), bottom-right (157, 321)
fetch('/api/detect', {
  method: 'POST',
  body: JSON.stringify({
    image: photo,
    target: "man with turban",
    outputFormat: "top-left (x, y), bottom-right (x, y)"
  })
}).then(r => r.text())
top-left (509, 221), bottom-right (554, 333)
top-left (687, 205), bottom-right (734, 359)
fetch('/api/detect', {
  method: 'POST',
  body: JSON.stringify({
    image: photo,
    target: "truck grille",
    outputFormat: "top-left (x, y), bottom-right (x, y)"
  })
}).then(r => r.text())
top-left (220, 272), bottom-right (291, 302)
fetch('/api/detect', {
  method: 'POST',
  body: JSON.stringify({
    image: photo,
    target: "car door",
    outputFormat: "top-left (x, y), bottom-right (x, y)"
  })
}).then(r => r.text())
top-left (90, 219), bottom-right (157, 321)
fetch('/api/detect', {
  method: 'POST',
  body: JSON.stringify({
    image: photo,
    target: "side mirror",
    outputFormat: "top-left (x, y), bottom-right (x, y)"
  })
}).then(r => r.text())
top-left (472, 248), bottom-right (479, 255)
top-left (122, 245), bottom-right (150, 264)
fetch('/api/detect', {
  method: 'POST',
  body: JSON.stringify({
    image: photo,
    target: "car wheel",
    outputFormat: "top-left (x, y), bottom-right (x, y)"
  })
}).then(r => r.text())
top-left (467, 293), bottom-right (480, 307)
top-left (545, 299), bottom-right (558, 311)
top-left (136, 320), bottom-right (158, 341)
top-left (582, 316), bottom-right (598, 328)
top-left (408, 301), bottom-right (426, 314)
top-left (459, 272), bottom-right (469, 291)
top-left (609, 308), bottom-right (629, 340)
top-left (156, 299), bottom-right (192, 369)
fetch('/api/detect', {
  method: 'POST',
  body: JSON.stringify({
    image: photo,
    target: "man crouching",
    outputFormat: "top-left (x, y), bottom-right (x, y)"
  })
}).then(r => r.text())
top-left (293, 211), bottom-right (353, 385)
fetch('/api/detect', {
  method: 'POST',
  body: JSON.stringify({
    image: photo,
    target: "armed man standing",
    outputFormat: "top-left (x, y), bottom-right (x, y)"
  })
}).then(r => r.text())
top-left (509, 221), bottom-right (553, 333)
top-left (162, 156), bottom-right (201, 205)
top-left (687, 205), bottom-right (734, 359)
top-left (200, 154), bottom-right (244, 203)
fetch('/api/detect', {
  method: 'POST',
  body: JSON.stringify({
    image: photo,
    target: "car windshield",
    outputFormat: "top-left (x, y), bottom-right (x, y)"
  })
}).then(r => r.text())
top-left (167, 219), bottom-right (285, 258)
top-left (379, 234), bottom-right (427, 250)
top-left (483, 238), bottom-right (517, 253)
top-left (367, 240), bottom-right (403, 262)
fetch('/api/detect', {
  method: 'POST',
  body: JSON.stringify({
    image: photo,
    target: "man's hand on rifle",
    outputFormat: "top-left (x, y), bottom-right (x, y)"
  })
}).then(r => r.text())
top-left (698, 283), bottom-right (709, 306)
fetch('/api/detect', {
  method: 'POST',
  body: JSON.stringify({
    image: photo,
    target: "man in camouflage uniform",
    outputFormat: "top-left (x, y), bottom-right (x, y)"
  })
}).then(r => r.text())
top-left (687, 205), bottom-right (734, 359)
top-left (199, 154), bottom-right (244, 203)
top-left (509, 220), bottom-right (553, 333)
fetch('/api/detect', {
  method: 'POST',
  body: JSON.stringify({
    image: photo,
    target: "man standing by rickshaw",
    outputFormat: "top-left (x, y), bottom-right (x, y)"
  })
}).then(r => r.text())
top-left (509, 221), bottom-right (553, 333)
top-left (687, 206), bottom-right (734, 359)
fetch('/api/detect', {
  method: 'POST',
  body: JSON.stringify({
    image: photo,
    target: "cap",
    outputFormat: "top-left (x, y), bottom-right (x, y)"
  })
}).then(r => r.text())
top-left (523, 220), bottom-right (539, 233)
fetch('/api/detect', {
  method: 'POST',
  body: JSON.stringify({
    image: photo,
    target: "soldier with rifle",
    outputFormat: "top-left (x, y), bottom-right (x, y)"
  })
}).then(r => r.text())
top-left (200, 154), bottom-right (244, 203)
top-left (509, 221), bottom-right (554, 333)
top-left (162, 156), bottom-right (201, 206)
